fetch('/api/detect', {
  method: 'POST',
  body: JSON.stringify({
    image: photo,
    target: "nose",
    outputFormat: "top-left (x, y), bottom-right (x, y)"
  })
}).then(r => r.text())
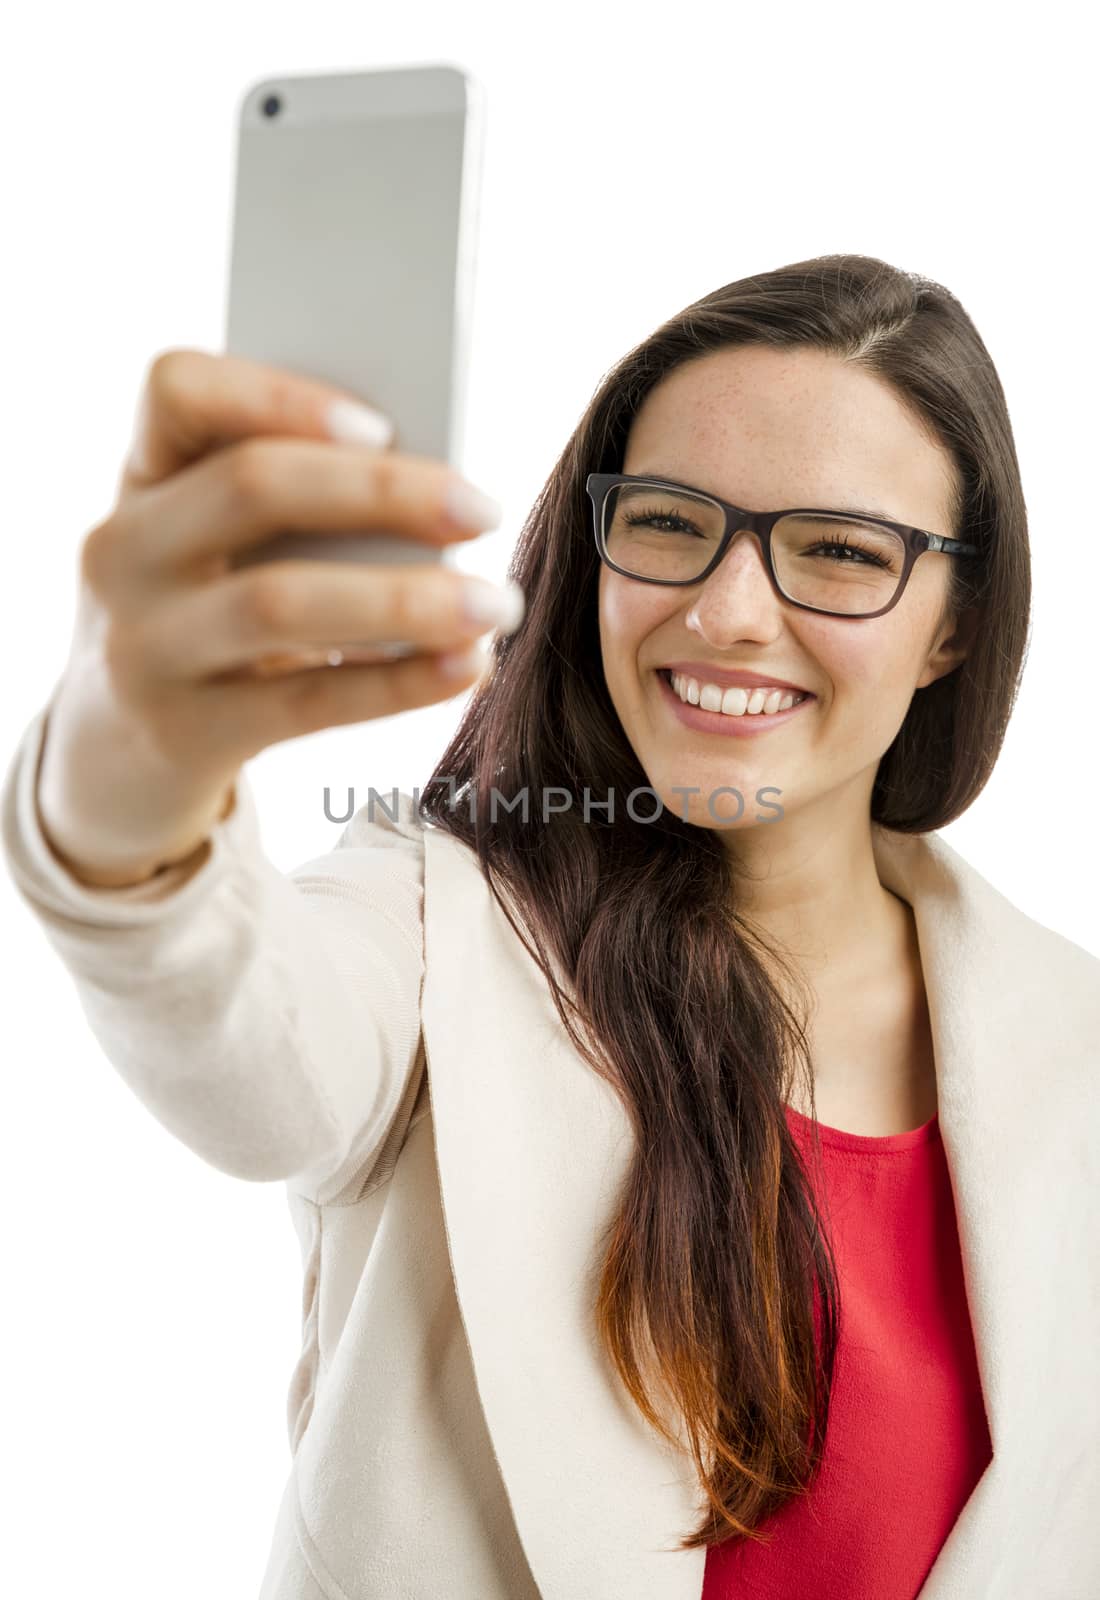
top-left (684, 527), bottom-right (782, 636)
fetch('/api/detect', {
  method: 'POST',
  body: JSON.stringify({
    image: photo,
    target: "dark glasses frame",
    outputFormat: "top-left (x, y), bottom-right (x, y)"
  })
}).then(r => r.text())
top-left (585, 472), bottom-right (982, 620)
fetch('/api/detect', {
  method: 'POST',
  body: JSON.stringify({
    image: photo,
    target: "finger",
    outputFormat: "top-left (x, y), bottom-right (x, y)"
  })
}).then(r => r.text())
top-left (188, 643), bottom-right (493, 764)
top-left (235, 642), bottom-right (416, 678)
top-left (120, 346), bottom-right (396, 490)
top-left (130, 560), bottom-right (518, 682)
top-left (103, 437), bottom-right (497, 582)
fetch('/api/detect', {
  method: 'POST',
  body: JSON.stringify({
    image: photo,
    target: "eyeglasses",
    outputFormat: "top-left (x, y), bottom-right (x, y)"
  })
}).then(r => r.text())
top-left (586, 473), bottom-right (981, 620)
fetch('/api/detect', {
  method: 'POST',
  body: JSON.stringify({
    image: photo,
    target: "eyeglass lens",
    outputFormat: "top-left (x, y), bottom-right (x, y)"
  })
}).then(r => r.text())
top-left (603, 481), bottom-right (906, 616)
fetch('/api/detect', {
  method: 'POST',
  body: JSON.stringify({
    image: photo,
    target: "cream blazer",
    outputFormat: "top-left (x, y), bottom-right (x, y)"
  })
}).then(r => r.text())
top-left (3, 696), bottom-right (1098, 1600)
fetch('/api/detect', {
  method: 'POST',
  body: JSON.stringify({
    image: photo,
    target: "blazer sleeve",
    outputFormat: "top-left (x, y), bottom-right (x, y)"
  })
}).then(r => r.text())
top-left (0, 693), bottom-right (425, 1207)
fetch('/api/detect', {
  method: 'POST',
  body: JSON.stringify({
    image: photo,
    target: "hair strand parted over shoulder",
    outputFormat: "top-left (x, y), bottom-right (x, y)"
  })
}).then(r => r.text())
top-left (417, 252), bottom-right (1030, 1547)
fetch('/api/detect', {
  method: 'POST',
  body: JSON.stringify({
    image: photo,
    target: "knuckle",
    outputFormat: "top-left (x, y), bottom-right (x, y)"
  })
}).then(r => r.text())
top-left (238, 567), bottom-right (298, 635)
top-left (101, 618), bottom-right (146, 698)
top-left (80, 509), bottom-right (144, 597)
top-left (385, 572), bottom-right (437, 635)
top-left (146, 347), bottom-right (203, 411)
top-left (282, 664), bottom-right (336, 724)
top-left (264, 366), bottom-right (309, 433)
top-left (79, 517), bottom-right (122, 589)
top-left (362, 449), bottom-right (401, 505)
top-left (224, 438), bottom-right (282, 512)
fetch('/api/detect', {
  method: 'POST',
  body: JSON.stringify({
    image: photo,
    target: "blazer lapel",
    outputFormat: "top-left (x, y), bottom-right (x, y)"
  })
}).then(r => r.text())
top-left (420, 818), bottom-right (1097, 1600)
top-left (870, 826), bottom-right (1010, 1596)
top-left (421, 820), bottom-right (708, 1599)
top-left (869, 826), bottom-right (1098, 1597)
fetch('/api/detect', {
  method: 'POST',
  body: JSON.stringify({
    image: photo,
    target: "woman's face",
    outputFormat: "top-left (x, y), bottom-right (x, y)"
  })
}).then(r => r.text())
top-left (598, 344), bottom-right (974, 834)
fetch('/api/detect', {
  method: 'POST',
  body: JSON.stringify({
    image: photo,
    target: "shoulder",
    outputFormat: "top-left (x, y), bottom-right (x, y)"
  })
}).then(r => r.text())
top-left (916, 827), bottom-right (1100, 1009)
top-left (331, 788), bottom-right (427, 853)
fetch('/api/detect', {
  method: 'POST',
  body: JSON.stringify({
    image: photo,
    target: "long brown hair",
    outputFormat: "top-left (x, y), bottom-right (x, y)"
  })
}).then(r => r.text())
top-left (417, 252), bottom-right (1030, 1547)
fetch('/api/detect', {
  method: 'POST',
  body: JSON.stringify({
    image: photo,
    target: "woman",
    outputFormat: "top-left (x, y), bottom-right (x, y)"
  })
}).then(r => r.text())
top-left (3, 252), bottom-right (1097, 1600)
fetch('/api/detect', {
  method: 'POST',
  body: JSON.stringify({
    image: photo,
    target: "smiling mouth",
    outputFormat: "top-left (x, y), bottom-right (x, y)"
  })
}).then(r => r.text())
top-left (656, 668), bottom-right (814, 718)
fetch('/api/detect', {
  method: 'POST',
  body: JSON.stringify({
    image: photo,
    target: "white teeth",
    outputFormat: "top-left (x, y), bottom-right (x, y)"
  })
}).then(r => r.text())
top-left (669, 672), bottom-right (806, 717)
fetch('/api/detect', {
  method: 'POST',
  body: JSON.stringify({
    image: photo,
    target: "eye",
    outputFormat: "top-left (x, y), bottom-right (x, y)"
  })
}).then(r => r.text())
top-left (622, 506), bottom-right (706, 537)
top-left (809, 533), bottom-right (893, 570)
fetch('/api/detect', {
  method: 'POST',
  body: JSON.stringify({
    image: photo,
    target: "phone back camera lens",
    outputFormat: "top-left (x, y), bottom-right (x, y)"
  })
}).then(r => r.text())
top-left (261, 94), bottom-right (282, 118)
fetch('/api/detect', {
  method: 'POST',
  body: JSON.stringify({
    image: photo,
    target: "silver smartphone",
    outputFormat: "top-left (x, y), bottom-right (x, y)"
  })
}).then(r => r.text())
top-left (222, 64), bottom-right (486, 627)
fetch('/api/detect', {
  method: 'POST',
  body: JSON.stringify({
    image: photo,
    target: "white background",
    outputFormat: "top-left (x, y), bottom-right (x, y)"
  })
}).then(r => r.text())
top-left (1, 2), bottom-right (1095, 1594)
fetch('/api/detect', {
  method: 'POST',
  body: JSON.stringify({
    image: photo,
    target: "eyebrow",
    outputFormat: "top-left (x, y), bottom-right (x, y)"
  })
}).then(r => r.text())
top-left (828, 502), bottom-right (899, 522)
top-left (642, 473), bottom-right (901, 525)
top-left (814, 502), bottom-right (899, 523)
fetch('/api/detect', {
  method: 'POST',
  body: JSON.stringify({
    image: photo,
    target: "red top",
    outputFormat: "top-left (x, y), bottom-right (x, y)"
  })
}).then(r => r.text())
top-left (701, 1104), bottom-right (992, 1599)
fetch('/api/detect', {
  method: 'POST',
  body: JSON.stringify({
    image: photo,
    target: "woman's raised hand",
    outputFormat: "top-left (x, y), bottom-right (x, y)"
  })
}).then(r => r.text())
top-left (35, 347), bottom-right (523, 886)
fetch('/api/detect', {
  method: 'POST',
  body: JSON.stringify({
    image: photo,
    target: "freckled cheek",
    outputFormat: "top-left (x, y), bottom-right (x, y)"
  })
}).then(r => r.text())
top-left (821, 626), bottom-right (924, 728)
top-left (822, 635), bottom-right (878, 697)
top-left (598, 573), bottom-right (669, 696)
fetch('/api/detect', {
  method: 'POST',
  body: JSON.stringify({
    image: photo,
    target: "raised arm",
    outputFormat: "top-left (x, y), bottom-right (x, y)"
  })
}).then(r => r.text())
top-left (2, 347), bottom-right (521, 1204)
top-left (3, 697), bottom-right (429, 1205)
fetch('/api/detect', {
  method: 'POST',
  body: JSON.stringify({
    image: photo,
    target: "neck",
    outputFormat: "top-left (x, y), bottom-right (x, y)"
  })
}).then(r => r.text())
top-left (722, 812), bottom-right (912, 997)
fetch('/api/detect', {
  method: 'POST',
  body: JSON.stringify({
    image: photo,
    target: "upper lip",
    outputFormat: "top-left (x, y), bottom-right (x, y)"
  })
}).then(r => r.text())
top-left (659, 661), bottom-right (814, 695)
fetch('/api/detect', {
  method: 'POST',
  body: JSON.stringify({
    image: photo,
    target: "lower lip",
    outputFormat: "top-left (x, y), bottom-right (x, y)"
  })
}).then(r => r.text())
top-left (656, 670), bottom-right (815, 737)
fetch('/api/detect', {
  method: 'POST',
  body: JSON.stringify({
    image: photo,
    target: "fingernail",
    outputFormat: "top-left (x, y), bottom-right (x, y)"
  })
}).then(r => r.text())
top-left (445, 477), bottom-right (504, 531)
top-left (460, 577), bottom-right (526, 631)
top-left (325, 398), bottom-right (395, 448)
